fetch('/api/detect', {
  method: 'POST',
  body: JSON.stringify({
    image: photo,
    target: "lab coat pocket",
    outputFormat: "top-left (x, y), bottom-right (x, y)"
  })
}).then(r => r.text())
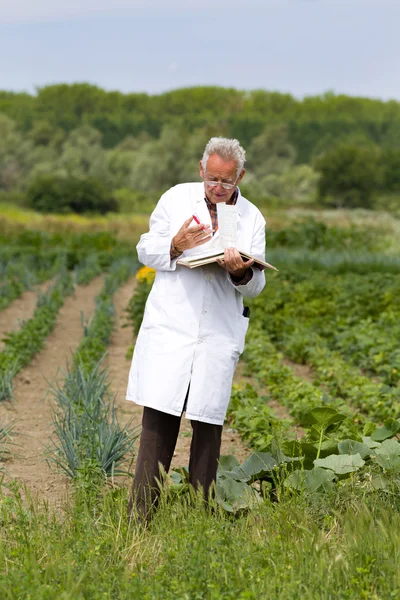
top-left (237, 314), bottom-right (250, 355)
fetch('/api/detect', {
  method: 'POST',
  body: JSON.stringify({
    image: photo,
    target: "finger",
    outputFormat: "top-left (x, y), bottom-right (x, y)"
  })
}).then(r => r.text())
top-left (243, 259), bottom-right (254, 268)
top-left (189, 224), bottom-right (206, 233)
top-left (216, 258), bottom-right (227, 268)
top-left (196, 235), bottom-right (212, 247)
top-left (183, 217), bottom-right (194, 228)
top-left (193, 231), bottom-right (210, 241)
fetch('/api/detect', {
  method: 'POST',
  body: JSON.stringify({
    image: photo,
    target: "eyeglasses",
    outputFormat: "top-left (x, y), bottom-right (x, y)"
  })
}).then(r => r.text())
top-left (204, 173), bottom-right (237, 190)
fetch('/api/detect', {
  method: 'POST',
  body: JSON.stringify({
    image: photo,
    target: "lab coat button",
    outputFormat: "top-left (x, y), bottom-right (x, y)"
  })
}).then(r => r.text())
top-left (202, 310), bottom-right (207, 314)
top-left (197, 340), bottom-right (202, 344)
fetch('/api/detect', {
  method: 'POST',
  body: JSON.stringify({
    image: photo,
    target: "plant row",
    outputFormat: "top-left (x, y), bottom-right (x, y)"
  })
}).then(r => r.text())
top-left (0, 229), bottom-right (136, 311)
top-left (0, 267), bottom-right (74, 402)
top-left (48, 257), bottom-right (139, 483)
top-left (254, 267), bottom-right (400, 386)
top-left (0, 252), bottom-right (120, 402)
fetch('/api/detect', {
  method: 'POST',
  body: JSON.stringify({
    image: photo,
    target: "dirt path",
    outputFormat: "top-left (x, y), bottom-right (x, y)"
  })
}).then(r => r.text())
top-left (0, 279), bottom-right (53, 352)
top-left (105, 280), bottom-right (250, 477)
top-left (0, 276), bottom-right (105, 507)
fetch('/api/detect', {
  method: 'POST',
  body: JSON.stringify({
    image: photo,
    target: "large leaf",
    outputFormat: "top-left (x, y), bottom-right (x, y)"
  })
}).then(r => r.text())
top-left (314, 453), bottom-right (365, 474)
top-left (217, 455), bottom-right (248, 482)
top-left (299, 407), bottom-right (346, 430)
top-left (285, 467), bottom-right (335, 493)
top-left (216, 477), bottom-right (260, 513)
top-left (374, 439), bottom-right (400, 470)
top-left (218, 455), bottom-right (240, 471)
top-left (239, 453), bottom-right (277, 481)
top-left (362, 436), bottom-right (381, 450)
top-left (338, 439), bottom-right (371, 459)
top-left (371, 419), bottom-right (400, 442)
top-left (282, 440), bottom-right (318, 461)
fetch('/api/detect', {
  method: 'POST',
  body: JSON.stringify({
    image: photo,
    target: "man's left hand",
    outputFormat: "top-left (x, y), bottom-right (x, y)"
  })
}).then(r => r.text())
top-left (216, 248), bottom-right (254, 280)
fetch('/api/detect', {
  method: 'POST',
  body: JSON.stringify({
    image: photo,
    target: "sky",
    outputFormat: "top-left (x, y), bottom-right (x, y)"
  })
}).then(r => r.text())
top-left (1, 0), bottom-right (399, 100)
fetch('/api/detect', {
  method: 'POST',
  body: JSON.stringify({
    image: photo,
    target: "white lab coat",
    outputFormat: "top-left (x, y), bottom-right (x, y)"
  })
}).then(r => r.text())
top-left (126, 182), bottom-right (266, 425)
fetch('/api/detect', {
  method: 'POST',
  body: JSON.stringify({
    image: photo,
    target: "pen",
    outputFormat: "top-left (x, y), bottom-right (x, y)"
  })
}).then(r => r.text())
top-left (192, 214), bottom-right (213, 232)
top-left (192, 214), bottom-right (202, 226)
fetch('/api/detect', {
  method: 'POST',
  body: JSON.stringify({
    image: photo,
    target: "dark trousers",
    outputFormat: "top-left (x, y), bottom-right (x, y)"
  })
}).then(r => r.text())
top-left (128, 406), bottom-right (223, 520)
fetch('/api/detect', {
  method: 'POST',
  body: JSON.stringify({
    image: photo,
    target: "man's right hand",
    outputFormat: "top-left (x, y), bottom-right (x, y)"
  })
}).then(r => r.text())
top-left (172, 217), bottom-right (212, 254)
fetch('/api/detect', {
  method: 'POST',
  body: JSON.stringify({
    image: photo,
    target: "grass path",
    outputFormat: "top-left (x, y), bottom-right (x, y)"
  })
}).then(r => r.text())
top-left (0, 276), bottom-right (105, 507)
top-left (0, 279), bottom-right (53, 352)
top-left (105, 281), bottom-right (250, 478)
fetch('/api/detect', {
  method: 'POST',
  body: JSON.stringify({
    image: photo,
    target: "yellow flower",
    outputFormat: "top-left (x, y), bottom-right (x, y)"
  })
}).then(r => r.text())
top-left (136, 266), bottom-right (156, 284)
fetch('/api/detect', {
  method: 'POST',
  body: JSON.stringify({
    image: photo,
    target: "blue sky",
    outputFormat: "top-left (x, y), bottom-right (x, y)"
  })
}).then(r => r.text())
top-left (1, 0), bottom-right (399, 100)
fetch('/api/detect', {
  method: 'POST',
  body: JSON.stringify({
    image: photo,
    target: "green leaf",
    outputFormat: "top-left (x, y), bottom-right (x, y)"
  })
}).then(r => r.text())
top-left (370, 474), bottom-right (390, 491)
top-left (285, 467), bottom-right (335, 492)
top-left (362, 436), bottom-right (381, 449)
top-left (371, 419), bottom-right (400, 442)
top-left (282, 440), bottom-right (318, 461)
top-left (238, 453), bottom-right (277, 481)
top-left (314, 453), bottom-right (365, 474)
top-left (216, 478), bottom-right (259, 512)
top-left (299, 407), bottom-right (346, 430)
top-left (374, 439), bottom-right (400, 470)
top-left (218, 455), bottom-right (240, 472)
top-left (363, 422), bottom-right (376, 437)
top-left (338, 439), bottom-right (371, 459)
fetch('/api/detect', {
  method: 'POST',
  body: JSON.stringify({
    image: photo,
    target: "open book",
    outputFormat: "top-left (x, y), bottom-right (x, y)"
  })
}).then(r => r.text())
top-left (177, 248), bottom-right (278, 271)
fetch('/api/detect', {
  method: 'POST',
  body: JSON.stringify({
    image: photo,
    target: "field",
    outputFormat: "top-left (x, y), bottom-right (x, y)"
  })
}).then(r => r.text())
top-left (1, 204), bottom-right (400, 599)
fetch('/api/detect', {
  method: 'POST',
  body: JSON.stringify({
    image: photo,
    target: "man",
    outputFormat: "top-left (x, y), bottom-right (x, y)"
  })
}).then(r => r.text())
top-left (126, 137), bottom-right (266, 520)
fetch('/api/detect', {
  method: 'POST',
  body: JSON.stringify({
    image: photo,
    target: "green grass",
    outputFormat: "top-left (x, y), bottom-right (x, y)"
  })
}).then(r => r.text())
top-left (1, 480), bottom-right (400, 599)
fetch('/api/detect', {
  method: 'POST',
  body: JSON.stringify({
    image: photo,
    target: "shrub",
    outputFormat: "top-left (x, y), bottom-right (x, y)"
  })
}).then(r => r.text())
top-left (27, 175), bottom-right (118, 214)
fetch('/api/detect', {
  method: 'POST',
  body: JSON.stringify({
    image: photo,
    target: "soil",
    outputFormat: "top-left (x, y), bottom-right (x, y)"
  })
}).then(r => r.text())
top-left (282, 357), bottom-right (315, 383)
top-left (0, 276), bottom-right (105, 508)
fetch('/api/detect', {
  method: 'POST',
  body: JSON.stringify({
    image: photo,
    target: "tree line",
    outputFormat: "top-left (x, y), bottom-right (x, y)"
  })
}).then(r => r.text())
top-left (1, 83), bottom-right (400, 213)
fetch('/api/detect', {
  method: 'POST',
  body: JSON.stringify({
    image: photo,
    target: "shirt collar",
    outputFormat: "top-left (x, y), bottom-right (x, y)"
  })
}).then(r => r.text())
top-left (205, 187), bottom-right (239, 211)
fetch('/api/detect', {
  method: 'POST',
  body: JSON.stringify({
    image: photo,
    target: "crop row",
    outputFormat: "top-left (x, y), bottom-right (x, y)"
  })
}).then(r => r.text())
top-left (255, 267), bottom-right (400, 385)
top-left (49, 257), bottom-right (139, 482)
top-left (0, 250), bottom-right (130, 402)
top-left (0, 230), bottom-right (136, 312)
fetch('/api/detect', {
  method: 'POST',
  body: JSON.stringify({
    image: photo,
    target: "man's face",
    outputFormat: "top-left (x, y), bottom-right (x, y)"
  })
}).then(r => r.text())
top-left (199, 154), bottom-right (245, 204)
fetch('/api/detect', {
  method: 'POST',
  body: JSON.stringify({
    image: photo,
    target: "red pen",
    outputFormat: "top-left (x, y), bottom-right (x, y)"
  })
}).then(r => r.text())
top-left (192, 214), bottom-right (213, 233)
top-left (192, 214), bottom-right (202, 226)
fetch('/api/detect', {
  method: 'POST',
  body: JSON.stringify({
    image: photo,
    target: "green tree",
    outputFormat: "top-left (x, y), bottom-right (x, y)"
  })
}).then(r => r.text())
top-left (246, 126), bottom-right (296, 178)
top-left (315, 144), bottom-right (381, 208)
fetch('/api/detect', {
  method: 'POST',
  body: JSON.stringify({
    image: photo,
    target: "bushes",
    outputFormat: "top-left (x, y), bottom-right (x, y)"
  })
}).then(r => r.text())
top-left (27, 175), bottom-right (118, 214)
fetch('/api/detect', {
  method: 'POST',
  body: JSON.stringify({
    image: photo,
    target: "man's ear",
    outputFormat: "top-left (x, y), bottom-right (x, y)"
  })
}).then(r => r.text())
top-left (237, 168), bottom-right (246, 185)
top-left (199, 160), bottom-right (205, 178)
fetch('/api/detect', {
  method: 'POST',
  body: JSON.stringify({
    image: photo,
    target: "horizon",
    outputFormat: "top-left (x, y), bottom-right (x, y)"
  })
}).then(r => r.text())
top-left (0, 82), bottom-right (397, 104)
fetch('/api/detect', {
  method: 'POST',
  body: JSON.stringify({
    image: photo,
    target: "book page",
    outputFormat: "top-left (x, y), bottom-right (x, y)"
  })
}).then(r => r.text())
top-left (216, 203), bottom-right (237, 248)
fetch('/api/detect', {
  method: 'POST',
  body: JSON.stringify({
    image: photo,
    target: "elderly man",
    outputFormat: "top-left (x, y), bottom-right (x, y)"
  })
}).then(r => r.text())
top-left (126, 137), bottom-right (266, 520)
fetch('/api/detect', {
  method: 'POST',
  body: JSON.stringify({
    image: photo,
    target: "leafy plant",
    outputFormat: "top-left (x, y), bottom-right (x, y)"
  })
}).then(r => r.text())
top-left (48, 359), bottom-right (139, 479)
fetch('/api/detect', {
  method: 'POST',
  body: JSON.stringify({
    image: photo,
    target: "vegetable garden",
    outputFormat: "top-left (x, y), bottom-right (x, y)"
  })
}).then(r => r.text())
top-left (0, 213), bottom-right (400, 598)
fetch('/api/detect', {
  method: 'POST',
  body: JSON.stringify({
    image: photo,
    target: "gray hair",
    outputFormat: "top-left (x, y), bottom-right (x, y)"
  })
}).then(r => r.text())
top-left (201, 137), bottom-right (246, 178)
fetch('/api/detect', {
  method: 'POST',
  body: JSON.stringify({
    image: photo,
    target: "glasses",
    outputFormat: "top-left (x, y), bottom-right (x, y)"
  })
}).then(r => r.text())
top-left (204, 173), bottom-right (237, 190)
